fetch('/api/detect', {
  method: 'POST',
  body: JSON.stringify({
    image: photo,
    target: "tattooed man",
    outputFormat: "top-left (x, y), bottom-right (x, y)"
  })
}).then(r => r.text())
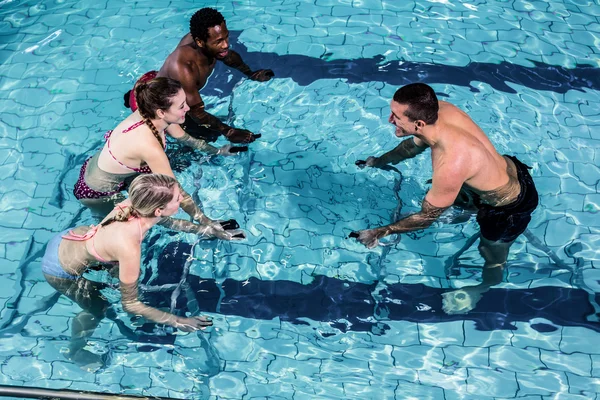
top-left (354, 83), bottom-right (538, 272)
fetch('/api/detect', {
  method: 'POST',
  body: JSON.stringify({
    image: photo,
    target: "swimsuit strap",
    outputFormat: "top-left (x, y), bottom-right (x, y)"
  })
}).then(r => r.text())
top-left (103, 120), bottom-right (145, 140)
top-left (62, 204), bottom-right (143, 264)
top-left (106, 136), bottom-right (144, 172)
top-left (88, 237), bottom-right (110, 264)
top-left (104, 120), bottom-right (163, 171)
top-left (124, 119), bottom-right (167, 149)
top-left (62, 225), bottom-right (100, 242)
top-left (123, 120), bottom-right (146, 133)
top-left (62, 225), bottom-right (111, 264)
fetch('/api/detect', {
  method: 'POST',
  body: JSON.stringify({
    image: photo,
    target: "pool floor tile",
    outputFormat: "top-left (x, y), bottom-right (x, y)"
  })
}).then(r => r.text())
top-left (1, 0), bottom-right (600, 397)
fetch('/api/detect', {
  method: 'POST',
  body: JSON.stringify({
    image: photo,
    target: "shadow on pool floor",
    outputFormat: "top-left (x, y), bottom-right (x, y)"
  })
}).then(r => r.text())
top-left (201, 30), bottom-right (600, 98)
top-left (132, 240), bottom-right (600, 346)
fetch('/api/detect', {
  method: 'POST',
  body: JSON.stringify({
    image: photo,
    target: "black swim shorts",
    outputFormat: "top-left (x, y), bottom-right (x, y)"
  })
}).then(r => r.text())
top-left (476, 155), bottom-right (539, 242)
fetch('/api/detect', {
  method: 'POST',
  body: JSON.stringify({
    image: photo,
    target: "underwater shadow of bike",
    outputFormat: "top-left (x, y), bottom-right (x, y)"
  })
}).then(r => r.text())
top-left (135, 240), bottom-right (600, 346)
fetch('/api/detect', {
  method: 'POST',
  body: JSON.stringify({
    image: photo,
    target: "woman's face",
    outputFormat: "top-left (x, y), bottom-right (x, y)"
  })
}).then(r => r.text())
top-left (162, 89), bottom-right (189, 124)
top-left (159, 185), bottom-right (182, 217)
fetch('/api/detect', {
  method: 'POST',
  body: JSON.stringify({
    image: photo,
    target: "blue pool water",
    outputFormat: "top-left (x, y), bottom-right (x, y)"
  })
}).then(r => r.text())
top-left (1, 0), bottom-right (600, 398)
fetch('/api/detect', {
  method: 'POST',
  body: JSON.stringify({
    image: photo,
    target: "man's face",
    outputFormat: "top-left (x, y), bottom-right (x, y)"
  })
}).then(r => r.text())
top-left (200, 22), bottom-right (230, 59)
top-left (388, 101), bottom-right (416, 137)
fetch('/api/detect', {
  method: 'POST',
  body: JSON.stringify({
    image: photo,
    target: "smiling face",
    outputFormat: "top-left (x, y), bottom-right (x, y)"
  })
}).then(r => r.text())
top-left (197, 22), bottom-right (230, 59)
top-left (160, 89), bottom-right (189, 124)
top-left (388, 101), bottom-right (418, 137)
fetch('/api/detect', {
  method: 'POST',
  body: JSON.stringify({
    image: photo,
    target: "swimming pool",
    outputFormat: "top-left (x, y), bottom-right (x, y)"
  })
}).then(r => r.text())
top-left (1, 0), bottom-right (599, 398)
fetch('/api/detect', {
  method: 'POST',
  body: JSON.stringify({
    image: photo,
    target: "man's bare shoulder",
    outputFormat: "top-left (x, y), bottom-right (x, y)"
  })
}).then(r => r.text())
top-left (160, 35), bottom-right (206, 78)
top-left (438, 101), bottom-right (468, 119)
top-left (438, 101), bottom-right (487, 141)
top-left (163, 48), bottom-right (198, 74)
top-left (432, 144), bottom-right (471, 173)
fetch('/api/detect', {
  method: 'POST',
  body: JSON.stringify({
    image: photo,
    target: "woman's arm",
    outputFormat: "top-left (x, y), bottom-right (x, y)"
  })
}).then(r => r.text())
top-left (166, 124), bottom-right (242, 157)
top-left (158, 217), bottom-right (246, 240)
top-left (143, 146), bottom-right (211, 223)
top-left (178, 187), bottom-right (212, 225)
top-left (118, 245), bottom-right (211, 331)
top-left (166, 124), bottom-right (219, 155)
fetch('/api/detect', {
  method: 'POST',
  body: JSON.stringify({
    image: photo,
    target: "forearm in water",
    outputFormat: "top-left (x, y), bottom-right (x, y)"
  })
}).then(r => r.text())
top-left (377, 137), bottom-right (427, 166)
top-left (178, 187), bottom-right (210, 224)
top-left (188, 102), bottom-right (231, 134)
top-left (384, 199), bottom-right (447, 235)
top-left (221, 50), bottom-right (252, 76)
top-left (120, 280), bottom-right (179, 327)
top-left (158, 217), bottom-right (213, 235)
top-left (175, 132), bottom-right (219, 155)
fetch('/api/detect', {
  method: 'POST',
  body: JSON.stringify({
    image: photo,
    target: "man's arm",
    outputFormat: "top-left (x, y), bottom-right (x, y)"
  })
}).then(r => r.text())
top-left (356, 158), bottom-right (465, 248)
top-left (174, 61), bottom-right (233, 134)
top-left (356, 199), bottom-right (448, 248)
top-left (221, 49), bottom-right (252, 75)
top-left (176, 61), bottom-right (258, 143)
top-left (187, 101), bottom-right (233, 134)
top-left (221, 50), bottom-right (274, 82)
top-left (384, 199), bottom-right (448, 234)
top-left (367, 137), bottom-right (428, 167)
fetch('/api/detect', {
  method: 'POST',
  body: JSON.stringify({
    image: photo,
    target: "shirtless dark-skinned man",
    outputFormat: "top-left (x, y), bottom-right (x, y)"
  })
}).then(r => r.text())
top-left (125, 8), bottom-right (274, 144)
top-left (352, 83), bottom-right (538, 278)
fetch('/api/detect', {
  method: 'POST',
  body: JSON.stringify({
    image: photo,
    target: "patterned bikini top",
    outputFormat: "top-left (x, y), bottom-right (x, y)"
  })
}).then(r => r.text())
top-left (104, 120), bottom-right (167, 173)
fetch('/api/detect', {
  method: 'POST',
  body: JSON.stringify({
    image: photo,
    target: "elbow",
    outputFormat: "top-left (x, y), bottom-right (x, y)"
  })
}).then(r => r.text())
top-left (416, 216), bottom-right (438, 230)
top-left (121, 302), bottom-right (134, 315)
top-left (420, 219), bottom-right (436, 230)
top-left (121, 299), bottom-right (140, 315)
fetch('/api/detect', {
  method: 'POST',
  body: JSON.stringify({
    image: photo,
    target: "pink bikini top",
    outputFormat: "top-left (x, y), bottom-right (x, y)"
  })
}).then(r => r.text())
top-left (62, 215), bottom-right (143, 264)
top-left (104, 120), bottom-right (167, 174)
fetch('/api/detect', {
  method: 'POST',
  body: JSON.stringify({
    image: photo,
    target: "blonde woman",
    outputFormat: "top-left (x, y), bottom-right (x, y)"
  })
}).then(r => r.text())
top-left (44, 174), bottom-right (238, 369)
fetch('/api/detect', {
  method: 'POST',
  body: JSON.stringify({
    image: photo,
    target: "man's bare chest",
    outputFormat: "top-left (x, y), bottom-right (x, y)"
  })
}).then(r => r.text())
top-left (193, 60), bottom-right (217, 90)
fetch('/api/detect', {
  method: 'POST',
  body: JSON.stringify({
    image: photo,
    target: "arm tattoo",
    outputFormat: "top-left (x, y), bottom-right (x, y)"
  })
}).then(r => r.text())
top-left (397, 137), bottom-right (427, 159)
top-left (385, 199), bottom-right (447, 234)
top-left (376, 138), bottom-right (427, 166)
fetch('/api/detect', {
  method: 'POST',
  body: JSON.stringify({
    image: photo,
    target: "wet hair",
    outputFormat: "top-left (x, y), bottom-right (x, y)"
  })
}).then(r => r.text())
top-left (134, 77), bottom-right (182, 148)
top-left (102, 174), bottom-right (178, 226)
top-left (190, 8), bottom-right (225, 42)
top-left (393, 83), bottom-right (439, 125)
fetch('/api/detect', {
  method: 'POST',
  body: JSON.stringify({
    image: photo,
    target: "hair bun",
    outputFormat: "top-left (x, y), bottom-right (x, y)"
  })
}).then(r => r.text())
top-left (129, 206), bottom-right (141, 218)
top-left (136, 81), bottom-right (148, 91)
top-left (114, 204), bottom-right (133, 222)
